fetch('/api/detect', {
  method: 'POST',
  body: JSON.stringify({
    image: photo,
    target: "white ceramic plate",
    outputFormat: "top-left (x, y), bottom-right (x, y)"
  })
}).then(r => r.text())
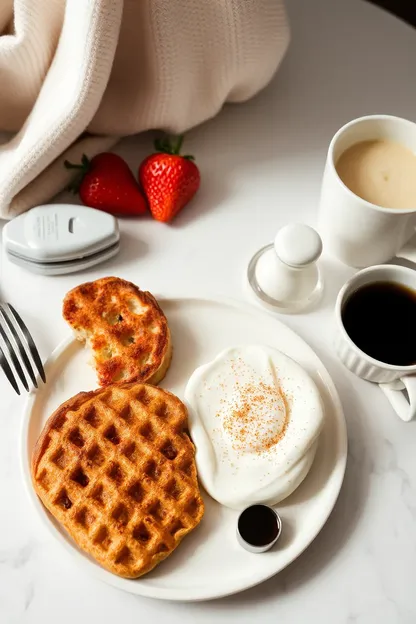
top-left (21, 298), bottom-right (347, 601)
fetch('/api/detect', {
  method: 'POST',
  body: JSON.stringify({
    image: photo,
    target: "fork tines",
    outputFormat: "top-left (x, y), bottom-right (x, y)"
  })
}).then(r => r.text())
top-left (0, 303), bottom-right (45, 395)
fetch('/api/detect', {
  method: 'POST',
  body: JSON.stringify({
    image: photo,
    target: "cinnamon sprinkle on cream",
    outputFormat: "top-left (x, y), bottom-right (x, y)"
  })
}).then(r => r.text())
top-left (217, 379), bottom-right (290, 454)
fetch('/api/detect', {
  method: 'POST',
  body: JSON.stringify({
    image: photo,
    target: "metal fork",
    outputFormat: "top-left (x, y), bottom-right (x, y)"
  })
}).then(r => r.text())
top-left (0, 303), bottom-right (46, 395)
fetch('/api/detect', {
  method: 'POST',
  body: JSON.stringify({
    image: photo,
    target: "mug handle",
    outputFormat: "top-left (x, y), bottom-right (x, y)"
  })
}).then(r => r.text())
top-left (379, 376), bottom-right (416, 422)
top-left (396, 232), bottom-right (416, 265)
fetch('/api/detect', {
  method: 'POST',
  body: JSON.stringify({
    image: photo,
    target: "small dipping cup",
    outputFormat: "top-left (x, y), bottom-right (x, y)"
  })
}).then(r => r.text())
top-left (237, 505), bottom-right (282, 553)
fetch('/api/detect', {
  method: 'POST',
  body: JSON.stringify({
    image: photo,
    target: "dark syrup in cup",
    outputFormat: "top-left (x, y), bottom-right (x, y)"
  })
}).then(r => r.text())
top-left (237, 505), bottom-right (282, 553)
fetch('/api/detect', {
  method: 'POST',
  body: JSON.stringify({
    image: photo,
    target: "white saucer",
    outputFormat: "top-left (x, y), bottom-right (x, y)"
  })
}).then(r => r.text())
top-left (21, 297), bottom-right (347, 601)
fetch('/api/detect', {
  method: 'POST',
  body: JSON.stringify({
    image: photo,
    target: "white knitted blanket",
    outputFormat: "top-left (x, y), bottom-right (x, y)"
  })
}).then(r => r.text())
top-left (0, 0), bottom-right (289, 220)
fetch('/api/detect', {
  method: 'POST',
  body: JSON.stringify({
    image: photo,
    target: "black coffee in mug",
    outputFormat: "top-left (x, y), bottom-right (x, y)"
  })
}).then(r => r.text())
top-left (341, 281), bottom-right (416, 366)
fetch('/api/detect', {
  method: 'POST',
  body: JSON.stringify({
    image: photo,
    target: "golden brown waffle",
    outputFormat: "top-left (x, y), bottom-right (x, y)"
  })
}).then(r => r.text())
top-left (32, 382), bottom-right (204, 578)
top-left (63, 277), bottom-right (172, 386)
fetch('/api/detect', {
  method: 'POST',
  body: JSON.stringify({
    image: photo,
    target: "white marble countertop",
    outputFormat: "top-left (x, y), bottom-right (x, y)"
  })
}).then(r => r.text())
top-left (1, 0), bottom-right (416, 622)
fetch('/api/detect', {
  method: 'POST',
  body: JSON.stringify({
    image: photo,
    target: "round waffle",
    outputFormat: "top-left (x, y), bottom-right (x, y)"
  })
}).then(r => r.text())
top-left (63, 277), bottom-right (172, 386)
top-left (31, 382), bottom-right (204, 578)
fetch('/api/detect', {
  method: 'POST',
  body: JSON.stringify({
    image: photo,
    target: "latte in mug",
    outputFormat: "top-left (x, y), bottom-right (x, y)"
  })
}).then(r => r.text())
top-left (336, 139), bottom-right (416, 210)
top-left (318, 115), bottom-right (416, 268)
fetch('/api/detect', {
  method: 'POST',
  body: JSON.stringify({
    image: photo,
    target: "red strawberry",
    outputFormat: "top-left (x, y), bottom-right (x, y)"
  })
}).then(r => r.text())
top-left (65, 153), bottom-right (147, 216)
top-left (139, 135), bottom-right (200, 223)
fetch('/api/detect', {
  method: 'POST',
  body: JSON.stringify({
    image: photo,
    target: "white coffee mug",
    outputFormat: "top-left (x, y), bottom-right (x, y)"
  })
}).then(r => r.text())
top-left (334, 264), bottom-right (416, 422)
top-left (319, 115), bottom-right (416, 268)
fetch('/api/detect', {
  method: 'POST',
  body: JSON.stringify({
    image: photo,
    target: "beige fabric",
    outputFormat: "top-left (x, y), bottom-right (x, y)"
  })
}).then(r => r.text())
top-left (0, 0), bottom-right (290, 220)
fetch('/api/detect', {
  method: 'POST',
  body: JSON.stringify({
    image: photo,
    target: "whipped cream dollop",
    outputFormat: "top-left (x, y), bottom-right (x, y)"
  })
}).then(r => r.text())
top-left (185, 345), bottom-right (324, 509)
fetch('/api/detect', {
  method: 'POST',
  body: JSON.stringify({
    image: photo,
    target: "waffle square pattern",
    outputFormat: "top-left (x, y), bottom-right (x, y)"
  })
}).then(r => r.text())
top-left (32, 382), bottom-right (204, 578)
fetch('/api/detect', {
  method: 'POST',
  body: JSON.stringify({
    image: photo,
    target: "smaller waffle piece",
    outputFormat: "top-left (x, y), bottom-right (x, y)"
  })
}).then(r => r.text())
top-left (63, 277), bottom-right (171, 386)
top-left (32, 383), bottom-right (204, 578)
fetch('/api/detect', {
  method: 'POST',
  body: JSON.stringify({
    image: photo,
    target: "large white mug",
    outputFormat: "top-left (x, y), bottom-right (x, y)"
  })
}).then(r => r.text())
top-left (334, 264), bottom-right (416, 422)
top-left (319, 115), bottom-right (416, 268)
